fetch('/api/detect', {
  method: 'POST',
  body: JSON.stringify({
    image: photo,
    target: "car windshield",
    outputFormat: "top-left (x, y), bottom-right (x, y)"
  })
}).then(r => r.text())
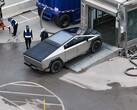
top-left (47, 31), bottom-right (73, 45)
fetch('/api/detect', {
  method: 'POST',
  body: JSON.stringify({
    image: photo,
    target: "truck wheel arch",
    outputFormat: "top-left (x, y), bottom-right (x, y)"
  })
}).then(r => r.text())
top-left (90, 38), bottom-right (102, 53)
top-left (49, 58), bottom-right (64, 73)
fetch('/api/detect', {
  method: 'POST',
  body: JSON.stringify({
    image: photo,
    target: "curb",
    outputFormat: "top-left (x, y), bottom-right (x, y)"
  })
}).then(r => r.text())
top-left (2, 0), bottom-right (37, 19)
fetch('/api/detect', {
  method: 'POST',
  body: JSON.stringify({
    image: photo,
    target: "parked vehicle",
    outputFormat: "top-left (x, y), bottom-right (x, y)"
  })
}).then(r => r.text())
top-left (23, 27), bottom-right (102, 73)
top-left (36, 0), bottom-right (80, 28)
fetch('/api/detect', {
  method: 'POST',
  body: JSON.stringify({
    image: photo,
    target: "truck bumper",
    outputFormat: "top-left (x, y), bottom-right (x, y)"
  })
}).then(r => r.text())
top-left (24, 61), bottom-right (50, 72)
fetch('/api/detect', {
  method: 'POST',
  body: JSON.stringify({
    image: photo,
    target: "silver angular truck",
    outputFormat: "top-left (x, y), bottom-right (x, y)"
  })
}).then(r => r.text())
top-left (23, 27), bottom-right (102, 73)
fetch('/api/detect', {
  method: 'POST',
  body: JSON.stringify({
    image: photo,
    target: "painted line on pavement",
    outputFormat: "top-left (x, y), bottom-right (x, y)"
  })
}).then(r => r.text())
top-left (0, 95), bottom-right (25, 110)
top-left (32, 11), bottom-right (38, 15)
top-left (0, 81), bottom-right (65, 110)
top-left (10, 83), bottom-right (40, 88)
top-left (11, 100), bottom-right (62, 106)
top-left (60, 78), bottom-right (87, 89)
top-left (4, 0), bottom-right (31, 9)
top-left (6, 16), bottom-right (39, 28)
top-left (0, 91), bottom-right (55, 97)
top-left (19, 16), bottom-right (39, 24)
top-left (19, 15), bottom-right (29, 20)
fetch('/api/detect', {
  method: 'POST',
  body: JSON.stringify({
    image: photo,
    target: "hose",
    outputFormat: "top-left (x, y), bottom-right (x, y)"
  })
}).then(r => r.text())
top-left (125, 54), bottom-right (137, 76)
top-left (40, 6), bottom-right (55, 34)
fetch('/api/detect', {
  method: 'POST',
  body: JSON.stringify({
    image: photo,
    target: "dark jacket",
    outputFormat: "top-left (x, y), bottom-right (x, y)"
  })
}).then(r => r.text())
top-left (40, 31), bottom-right (48, 41)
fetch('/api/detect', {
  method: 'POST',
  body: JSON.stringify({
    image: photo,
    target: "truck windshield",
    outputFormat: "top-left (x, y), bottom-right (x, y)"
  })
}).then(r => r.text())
top-left (47, 31), bottom-right (73, 45)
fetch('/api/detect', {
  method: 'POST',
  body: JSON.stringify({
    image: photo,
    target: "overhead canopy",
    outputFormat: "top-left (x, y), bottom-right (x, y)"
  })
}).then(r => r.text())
top-left (85, 0), bottom-right (123, 16)
top-left (85, 0), bottom-right (137, 16)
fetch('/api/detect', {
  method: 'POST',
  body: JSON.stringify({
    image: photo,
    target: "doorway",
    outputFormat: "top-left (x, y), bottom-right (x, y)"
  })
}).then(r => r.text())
top-left (89, 9), bottom-right (116, 46)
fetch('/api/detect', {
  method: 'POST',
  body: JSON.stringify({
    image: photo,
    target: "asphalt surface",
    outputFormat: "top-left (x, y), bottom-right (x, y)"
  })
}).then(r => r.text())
top-left (0, 5), bottom-right (137, 110)
top-left (0, 42), bottom-right (137, 110)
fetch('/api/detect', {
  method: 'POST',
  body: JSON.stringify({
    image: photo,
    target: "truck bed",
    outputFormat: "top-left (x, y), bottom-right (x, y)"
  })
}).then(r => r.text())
top-left (23, 41), bottom-right (59, 62)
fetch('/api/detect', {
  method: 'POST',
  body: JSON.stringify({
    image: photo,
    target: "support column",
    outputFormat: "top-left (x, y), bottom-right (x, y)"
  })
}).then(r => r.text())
top-left (81, 0), bottom-right (88, 29)
top-left (88, 7), bottom-right (93, 29)
top-left (117, 4), bottom-right (127, 48)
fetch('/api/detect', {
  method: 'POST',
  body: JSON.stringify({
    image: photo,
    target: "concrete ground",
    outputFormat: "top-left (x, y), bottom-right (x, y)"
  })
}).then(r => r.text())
top-left (0, 2), bottom-right (137, 110)
top-left (1, 10), bottom-right (137, 90)
top-left (4, 0), bottom-right (24, 6)
top-left (0, 43), bottom-right (137, 110)
top-left (0, 9), bottom-right (79, 43)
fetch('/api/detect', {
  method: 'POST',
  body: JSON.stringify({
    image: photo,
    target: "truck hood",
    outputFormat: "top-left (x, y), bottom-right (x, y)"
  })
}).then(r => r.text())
top-left (23, 41), bottom-right (59, 62)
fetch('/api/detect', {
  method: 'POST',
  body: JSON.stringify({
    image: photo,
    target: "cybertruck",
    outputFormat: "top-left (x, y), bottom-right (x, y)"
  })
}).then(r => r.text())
top-left (23, 27), bottom-right (102, 73)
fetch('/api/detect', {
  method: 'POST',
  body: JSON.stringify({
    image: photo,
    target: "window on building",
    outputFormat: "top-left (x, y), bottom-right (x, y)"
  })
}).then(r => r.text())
top-left (127, 9), bottom-right (137, 41)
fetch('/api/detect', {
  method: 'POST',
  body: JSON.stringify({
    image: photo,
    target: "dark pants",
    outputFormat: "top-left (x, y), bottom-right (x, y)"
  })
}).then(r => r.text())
top-left (13, 25), bottom-right (18, 36)
top-left (25, 38), bottom-right (31, 49)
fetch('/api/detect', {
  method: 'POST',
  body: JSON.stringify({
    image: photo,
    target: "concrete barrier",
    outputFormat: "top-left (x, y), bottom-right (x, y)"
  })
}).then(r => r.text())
top-left (2, 0), bottom-right (37, 19)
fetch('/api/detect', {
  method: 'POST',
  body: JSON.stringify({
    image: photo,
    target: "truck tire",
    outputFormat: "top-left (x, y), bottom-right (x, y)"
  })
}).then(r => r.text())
top-left (54, 14), bottom-right (70, 28)
top-left (54, 16), bottom-right (60, 27)
top-left (91, 39), bottom-right (102, 53)
top-left (50, 60), bottom-right (63, 73)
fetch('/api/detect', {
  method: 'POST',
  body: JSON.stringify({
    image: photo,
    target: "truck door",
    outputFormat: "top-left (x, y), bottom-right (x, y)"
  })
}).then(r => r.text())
top-left (76, 36), bottom-right (90, 55)
top-left (64, 39), bottom-right (78, 62)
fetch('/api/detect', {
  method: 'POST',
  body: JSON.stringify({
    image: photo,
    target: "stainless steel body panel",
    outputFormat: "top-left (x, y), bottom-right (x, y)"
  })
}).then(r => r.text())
top-left (24, 55), bottom-right (42, 69)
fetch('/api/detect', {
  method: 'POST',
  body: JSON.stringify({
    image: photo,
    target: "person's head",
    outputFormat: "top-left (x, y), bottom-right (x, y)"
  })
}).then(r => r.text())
top-left (26, 25), bottom-right (29, 29)
top-left (41, 28), bottom-right (45, 32)
top-left (8, 18), bottom-right (12, 22)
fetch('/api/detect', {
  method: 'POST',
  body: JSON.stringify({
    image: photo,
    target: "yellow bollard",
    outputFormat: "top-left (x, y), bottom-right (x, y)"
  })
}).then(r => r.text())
top-left (44, 99), bottom-right (45, 110)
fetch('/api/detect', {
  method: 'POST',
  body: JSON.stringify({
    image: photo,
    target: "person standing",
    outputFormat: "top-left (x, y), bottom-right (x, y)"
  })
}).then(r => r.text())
top-left (23, 25), bottom-right (33, 49)
top-left (40, 28), bottom-right (48, 41)
top-left (8, 18), bottom-right (18, 36)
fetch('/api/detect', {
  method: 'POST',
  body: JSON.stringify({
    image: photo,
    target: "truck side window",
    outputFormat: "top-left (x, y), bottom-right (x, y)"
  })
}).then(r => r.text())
top-left (64, 40), bottom-right (75, 49)
top-left (74, 37), bottom-right (85, 44)
top-left (64, 37), bottom-right (86, 49)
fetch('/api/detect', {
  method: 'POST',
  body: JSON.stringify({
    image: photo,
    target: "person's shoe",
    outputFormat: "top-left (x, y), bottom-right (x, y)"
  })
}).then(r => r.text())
top-left (12, 35), bottom-right (16, 38)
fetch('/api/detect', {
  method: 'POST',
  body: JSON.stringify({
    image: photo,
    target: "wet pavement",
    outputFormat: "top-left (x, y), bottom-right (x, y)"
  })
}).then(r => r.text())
top-left (0, 42), bottom-right (137, 110)
top-left (0, 4), bottom-right (137, 110)
top-left (0, 81), bottom-right (64, 110)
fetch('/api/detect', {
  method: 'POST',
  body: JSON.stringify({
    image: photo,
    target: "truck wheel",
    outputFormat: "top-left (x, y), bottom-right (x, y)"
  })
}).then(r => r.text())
top-left (91, 39), bottom-right (102, 53)
top-left (54, 14), bottom-right (70, 28)
top-left (54, 16), bottom-right (60, 27)
top-left (50, 60), bottom-right (63, 73)
top-left (60, 14), bottom-right (70, 28)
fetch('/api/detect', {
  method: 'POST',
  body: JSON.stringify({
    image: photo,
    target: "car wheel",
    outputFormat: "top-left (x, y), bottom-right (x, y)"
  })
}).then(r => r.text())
top-left (50, 60), bottom-right (63, 73)
top-left (91, 39), bottom-right (102, 53)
